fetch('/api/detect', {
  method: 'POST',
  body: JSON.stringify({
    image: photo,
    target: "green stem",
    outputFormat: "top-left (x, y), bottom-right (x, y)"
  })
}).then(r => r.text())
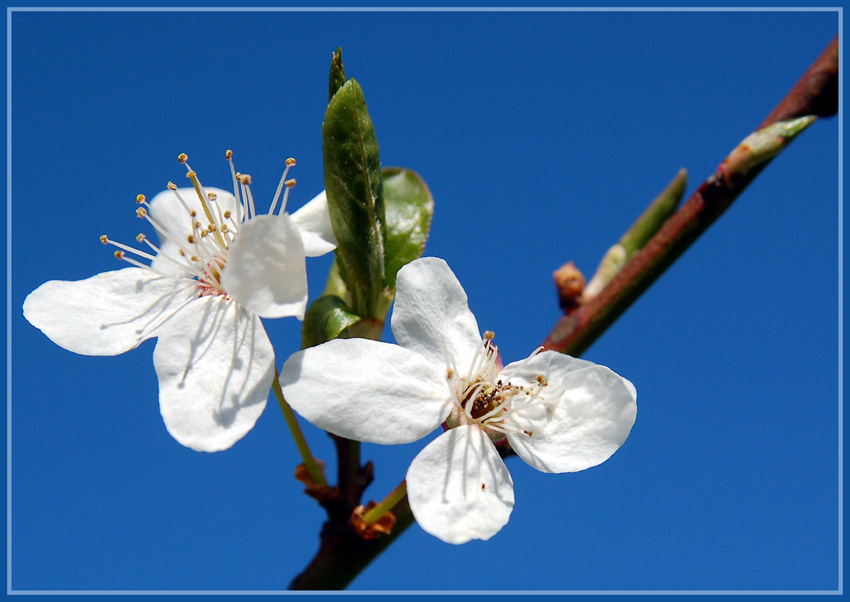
top-left (362, 480), bottom-right (407, 526)
top-left (272, 366), bottom-right (327, 488)
top-left (583, 168), bottom-right (687, 299)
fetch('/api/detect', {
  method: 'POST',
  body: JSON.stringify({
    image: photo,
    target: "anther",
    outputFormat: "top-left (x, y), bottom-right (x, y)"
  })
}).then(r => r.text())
top-left (187, 235), bottom-right (196, 244)
top-left (208, 192), bottom-right (217, 201)
top-left (178, 153), bottom-right (188, 163)
top-left (136, 234), bottom-right (146, 243)
top-left (136, 194), bottom-right (146, 204)
top-left (167, 182), bottom-right (177, 190)
top-left (285, 157), bottom-right (296, 166)
top-left (285, 178), bottom-right (296, 188)
top-left (136, 207), bottom-right (147, 218)
top-left (114, 250), bottom-right (125, 259)
top-left (100, 235), bottom-right (109, 244)
top-left (223, 210), bottom-right (231, 219)
top-left (225, 149), bottom-right (233, 160)
top-left (239, 174), bottom-right (252, 185)
top-left (484, 331), bottom-right (495, 340)
top-left (523, 430), bottom-right (534, 436)
top-left (186, 170), bottom-right (196, 179)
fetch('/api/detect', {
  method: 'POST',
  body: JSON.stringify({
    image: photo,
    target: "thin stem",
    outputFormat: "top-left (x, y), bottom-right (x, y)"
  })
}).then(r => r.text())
top-left (272, 366), bottom-right (327, 488)
top-left (362, 480), bottom-right (407, 526)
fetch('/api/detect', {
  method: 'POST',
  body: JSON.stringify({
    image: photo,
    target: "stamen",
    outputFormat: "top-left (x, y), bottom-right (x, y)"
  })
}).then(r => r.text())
top-left (239, 173), bottom-right (256, 219)
top-left (226, 151), bottom-right (244, 224)
top-left (269, 158), bottom-right (296, 215)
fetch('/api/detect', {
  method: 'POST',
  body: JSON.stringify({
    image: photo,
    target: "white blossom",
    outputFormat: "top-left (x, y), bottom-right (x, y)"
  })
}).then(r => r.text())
top-left (279, 257), bottom-right (637, 544)
top-left (23, 152), bottom-right (336, 452)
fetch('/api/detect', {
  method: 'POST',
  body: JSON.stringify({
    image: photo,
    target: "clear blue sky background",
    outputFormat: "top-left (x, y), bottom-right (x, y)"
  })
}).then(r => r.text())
top-left (9, 8), bottom-right (840, 593)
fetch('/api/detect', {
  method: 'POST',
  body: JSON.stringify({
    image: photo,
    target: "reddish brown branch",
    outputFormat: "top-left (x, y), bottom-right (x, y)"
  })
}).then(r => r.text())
top-left (542, 35), bottom-right (839, 357)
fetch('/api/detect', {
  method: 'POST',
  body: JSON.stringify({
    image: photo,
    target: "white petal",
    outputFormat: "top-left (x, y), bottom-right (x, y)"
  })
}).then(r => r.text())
top-left (148, 187), bottom-right (239, 278)
top-left (391, 257), bottom-right (482, 374)
top-left (289, 190), bottom-right (338, 257)
top-left (149, 186), bottom-right (238, 236)
top-left (501, 351), bottom-right (637, 473)
top-left (153, 295), bottom-right (275, 452)
top-left (280, 338), bottom-right (452, 445)
top-left (406, 425), bottom-right (514, 544)
top-left (22, 268), bottom-right (196, 356)
top-left (221, 214), bottom-right (308, 320)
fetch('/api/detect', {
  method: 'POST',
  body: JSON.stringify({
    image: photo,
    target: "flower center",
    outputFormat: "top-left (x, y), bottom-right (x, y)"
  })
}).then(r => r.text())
top-left (100, 151), bottom-right (297, 299)
top-left (446, 332), bottom-right (550, 441)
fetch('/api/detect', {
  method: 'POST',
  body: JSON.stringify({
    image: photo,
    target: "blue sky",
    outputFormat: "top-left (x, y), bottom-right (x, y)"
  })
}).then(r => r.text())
top-left (9, 8), bottom-right (840, 593)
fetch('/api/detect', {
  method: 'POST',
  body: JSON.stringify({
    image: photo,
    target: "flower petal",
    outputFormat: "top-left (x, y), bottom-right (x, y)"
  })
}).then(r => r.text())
top-left (221, 214), bottom-right (308, 320)
top-left (280, 338), bottom-right (452, 445)
top-left (147, 187), bottom-right (239, 278)
top-left (501, 351), bottom-right (637, 473)
top-left (22, 268), bottom-right (196, 356)
top-left (153, 295), bottom-right (275, 452)
top-left (149, 186), bottom-right (238, 236)
top-left (406, 425), bottom-right (514, 544)
top-left (391, 257), bottom-right (482, 374)
top-left (289, 190), bottom-right (338, 257)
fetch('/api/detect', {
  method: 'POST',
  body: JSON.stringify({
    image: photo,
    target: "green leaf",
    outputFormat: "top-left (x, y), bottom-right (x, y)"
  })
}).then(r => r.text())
top-left (329, 46), bottom-right (346, 102)
top-left (382, 167), bottom-right (434, 290)
top-left (301, 294), bottom-right (361, 348)
top-left (322, 78), bottom-right (385, 318)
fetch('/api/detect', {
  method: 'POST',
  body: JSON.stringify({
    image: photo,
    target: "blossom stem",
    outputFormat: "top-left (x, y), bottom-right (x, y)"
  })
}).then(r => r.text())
top-left (361, 480), bottom-right (407, 526)
top-left (272, 366), bottom-right (327, 488)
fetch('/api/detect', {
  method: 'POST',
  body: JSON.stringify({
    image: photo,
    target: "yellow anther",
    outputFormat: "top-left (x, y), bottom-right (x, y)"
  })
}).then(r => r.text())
top-left (167, 182), bottom-right (177, 190)
top-left (208, 224), bottom-right (217, 232)
top-left (114, 250), bottom-right (125, 259)
top-left (225, 149), bottom-right (233, 159)
top-left (223, 210), bottom-right (231, 219)
top-left (285, 157), bottom-right (296, 166)
top-left (186, 170), bottom-right (196, 179)
top-left (200, 230), bottom-right (208, 238)
top-left (136, 194), bottom-right (146, 204)
top-left (136, 233), bottom-right (146, 243)
top-left (221, 225), bottom-right (229, 233)
top-left (208, 192), bottom-right (217, 201)
top-left (190, 255), bottom-right (199, 262)
top-left (136, 207), bottom-right (147, 218)
top-left (187, 235), bottom-right (196, 244)
top-left (194, 221), bottom-right (201, 228)
top-left (178, 153), bottom-right (188, 163)
top-left (100, 235), bottom-right (109, 244)
top-left (239, 174), bottom-right (252, 184)
top-left (285, 178), bottom-right (296, 188)
top-left (535, 375), bottom-right (548, 386)
top-left (484, 331), bottom-right (495, 340)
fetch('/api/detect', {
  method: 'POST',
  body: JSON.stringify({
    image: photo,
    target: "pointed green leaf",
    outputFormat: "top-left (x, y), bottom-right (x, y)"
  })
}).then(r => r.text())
top-left (329, 47), bottom-right (346, 102)
top-left (382, 167), bottom-right (434, 290)
top-left (301, 294), bottom-right (361, 348)
top-left (322, 78), bottom-right (385, 318)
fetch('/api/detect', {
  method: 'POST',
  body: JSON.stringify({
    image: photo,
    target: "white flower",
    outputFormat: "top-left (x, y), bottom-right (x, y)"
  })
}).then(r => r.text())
top-left (23, 152), bottom-right (337, 452)
top-left (279, 257), bottom-right (637, 544)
